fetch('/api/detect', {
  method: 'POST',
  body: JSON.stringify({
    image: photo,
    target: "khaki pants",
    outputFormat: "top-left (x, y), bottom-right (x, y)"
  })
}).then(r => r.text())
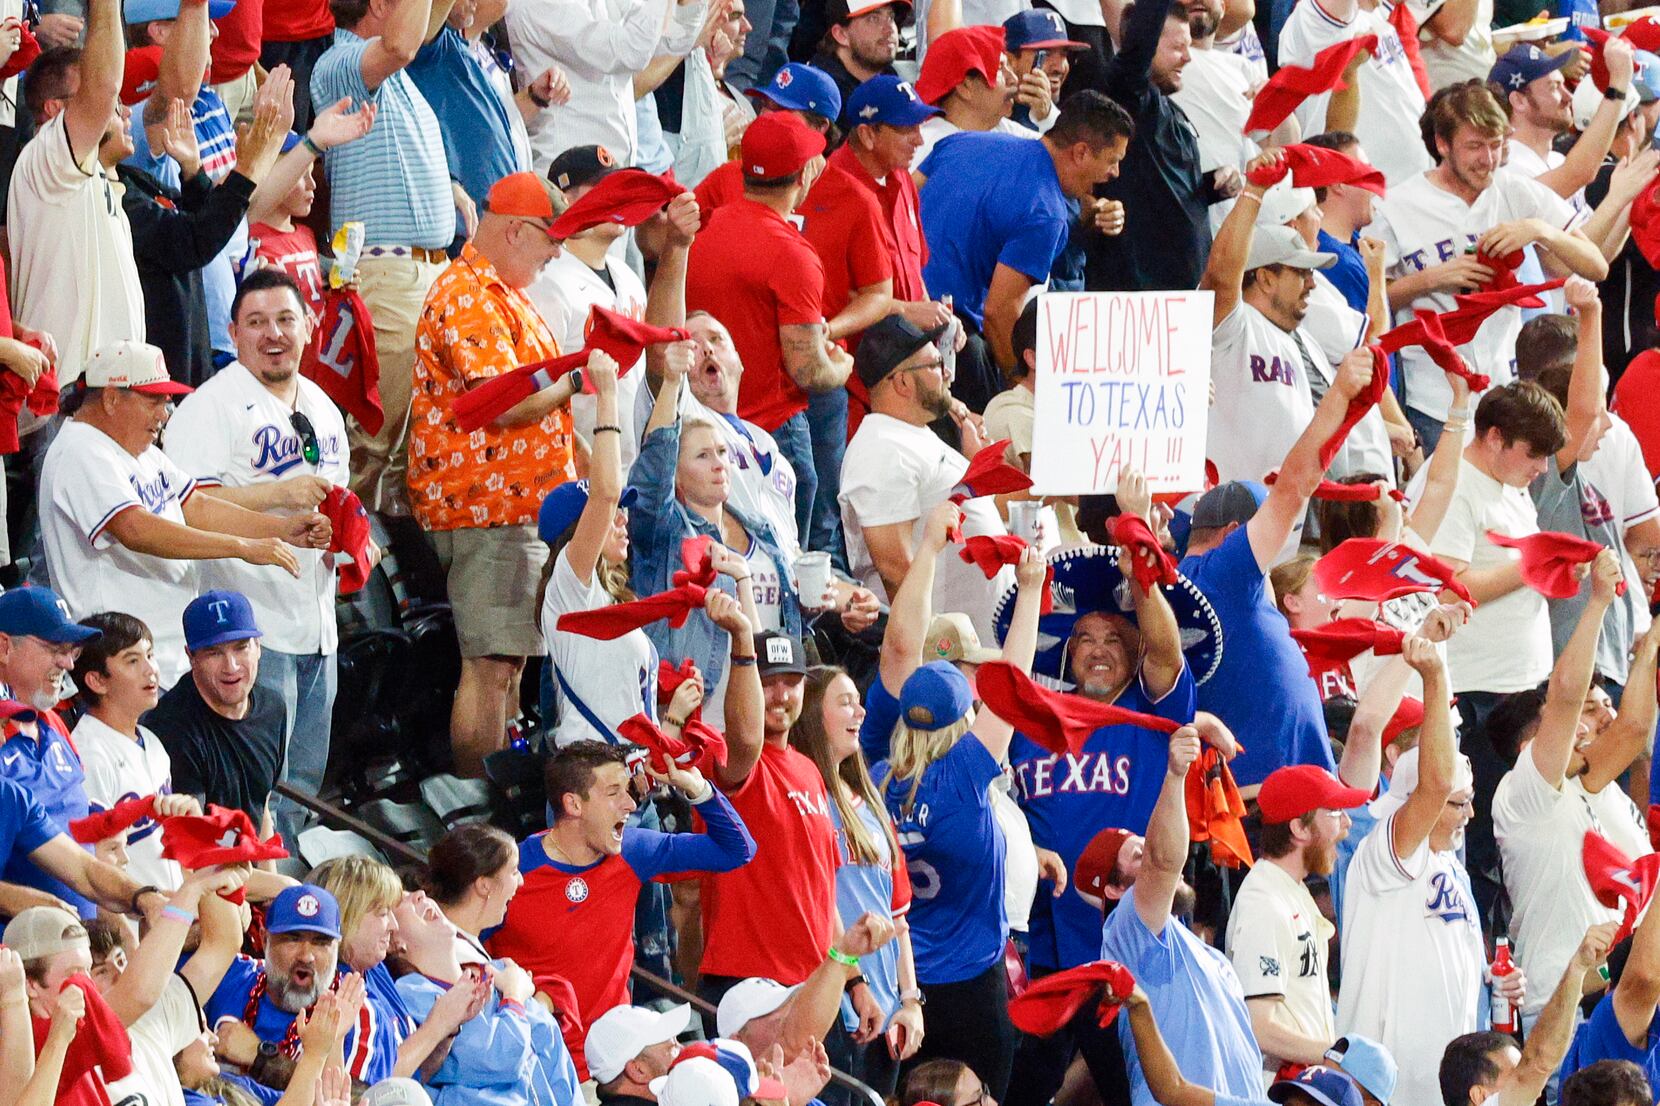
top-left (210, 68), bottom-right (258, 127)
top-left (350, 254), bottom-right (446, 516)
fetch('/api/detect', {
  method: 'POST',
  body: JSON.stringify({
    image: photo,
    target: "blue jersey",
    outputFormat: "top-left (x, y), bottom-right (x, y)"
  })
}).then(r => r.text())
top-left (1316, 230), bottom-right (1370, 314)
top-left (879, 735), bottom-right (1007, 985)
top-left (205, 957), bottom-right (361, 1071)
top-left (0, 711), bottom-right (93, 916)
top-left (1012, 670), bottom-right (1197, 970)
top-left (1102, 885), bottom-right (1264, 1106)
top-left (1560, 992), bottom-right (1660, 1088)
top-left (1181, 526), bottom-right (1333, 786)
top-left (859, 675), bottom-right (902, 767)
top-left (0, 775), bottom-right (61, 885)
top-left (918, 132), bottom-right (1070, 326)
top-left (354, 963), bottom-right (419, 1085)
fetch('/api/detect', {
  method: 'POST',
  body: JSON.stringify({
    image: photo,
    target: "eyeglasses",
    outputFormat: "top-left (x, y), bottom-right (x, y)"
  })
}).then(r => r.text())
top-left (514, 217), bottom-right (559, 239)
top-left (290, 411), bottom-right (321, 466)
top-left (898, 358), bottom-right (946, 376)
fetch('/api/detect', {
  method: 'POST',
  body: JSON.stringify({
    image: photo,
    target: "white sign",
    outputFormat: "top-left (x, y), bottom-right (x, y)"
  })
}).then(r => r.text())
top-left (1030, 291), bottom-right (1213, 496)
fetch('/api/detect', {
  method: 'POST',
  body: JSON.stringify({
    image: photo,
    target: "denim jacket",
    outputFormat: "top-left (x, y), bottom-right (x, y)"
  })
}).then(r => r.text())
top-left (627, 416), bottom-right (804, 696)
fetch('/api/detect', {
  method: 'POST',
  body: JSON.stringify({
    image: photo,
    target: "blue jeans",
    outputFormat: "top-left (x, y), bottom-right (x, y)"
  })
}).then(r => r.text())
top-left (725, 0), bottom-right (797, 89)
top-left (771, 410), bottom-right (819, 553)
top-left (258, 648), bottom-right (339, 851)
top-left (806, 388), bottom-right (848, 569)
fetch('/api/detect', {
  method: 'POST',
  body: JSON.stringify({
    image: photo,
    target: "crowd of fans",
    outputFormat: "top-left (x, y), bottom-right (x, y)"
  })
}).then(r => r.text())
top-left (10, 0), bottom-right (1660, 1103)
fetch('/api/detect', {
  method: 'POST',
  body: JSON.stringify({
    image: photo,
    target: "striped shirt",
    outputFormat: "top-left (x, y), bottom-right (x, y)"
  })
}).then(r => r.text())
top-left (126, 88), bottom-right (238, 190)
top-left (311, 30), bottom-right (453, 248)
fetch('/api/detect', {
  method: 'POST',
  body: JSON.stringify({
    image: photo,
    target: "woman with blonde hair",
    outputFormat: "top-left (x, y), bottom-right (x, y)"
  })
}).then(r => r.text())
top-left (876, 547), bottom-right (1047, 1101)
top-left (307, 856), bottom-right (482, 1083)
top-left (791, 664), bottom-right (925, 1094)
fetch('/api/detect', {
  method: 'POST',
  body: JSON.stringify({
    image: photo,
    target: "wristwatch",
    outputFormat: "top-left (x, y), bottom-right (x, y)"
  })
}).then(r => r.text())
top-left (566, 367), bottom-right (584, 394)
top-left (250, 1039), bottom-right (280, 1081)
top-left (1606, 85), bottom-right (1629, 101)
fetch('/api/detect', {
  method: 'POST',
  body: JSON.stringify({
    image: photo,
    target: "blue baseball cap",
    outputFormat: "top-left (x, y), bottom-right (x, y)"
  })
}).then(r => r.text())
top-left (1489, 43), bottom-right (1572, 93)
top-left (0, 588), bottom-right (101, 644)
top-left (266, 884), bottom-right (342, 939)
top-left (1270, 1067), bottom-right (1365, 1106)
top-left (848, 75), bottom-right (940, 127)
top-left (125, 0), bottom-right (237, 23)
top-left (1326, 1036), bottom-right (1398, 1104)
top-left (899, 660), bottom-right (974, 731)
top-left (538, 480), bottom-right (640, 544)
top-left (183, 590), bottom-right (263, 652)
top-left (1635, 49), bottom-right (1660, 102)
top-left (747, 63), bottom-right (844, 121)
top-left (1002, 9), bottom-right (1088, 51)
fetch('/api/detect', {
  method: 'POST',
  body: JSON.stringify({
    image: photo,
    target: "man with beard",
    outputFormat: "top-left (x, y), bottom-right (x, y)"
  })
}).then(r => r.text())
top-left (809, 0), bottom-right (909, 128)
top-left (1226, 765), bottom-right (1370, 1072)
top-left (1494, 40), bottom-right (1632, 210)
top-left (204, 883), bottom-right (364, 1089)
top-left (1494, 555), bottom-right (1659, 1036)
top-left (1371, 81), bottom-right (1604, 449)
top-left (38, 340), bottom-right (320, 689)
top-left (1337, 638), bottom-right (1521, 1106)
top-left (1098, 725), bottom-right (1265, 1106)
top-left (162, 269), bottom-right (351, 848)
top-left (1169, 0), bottom-right (1268, 181)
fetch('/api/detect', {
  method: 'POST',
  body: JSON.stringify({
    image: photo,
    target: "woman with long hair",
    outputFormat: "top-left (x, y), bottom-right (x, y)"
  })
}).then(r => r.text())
top-left (791, 664), bottom-right (925, 1094)
top-left (425, 822), bottom-right (523, 960)
top-left (877, 547), bottom-right (1046, 1102)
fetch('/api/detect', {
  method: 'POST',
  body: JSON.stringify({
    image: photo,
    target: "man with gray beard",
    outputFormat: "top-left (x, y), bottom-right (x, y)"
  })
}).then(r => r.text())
top-left (203, 883), bottom-right (357, 1091)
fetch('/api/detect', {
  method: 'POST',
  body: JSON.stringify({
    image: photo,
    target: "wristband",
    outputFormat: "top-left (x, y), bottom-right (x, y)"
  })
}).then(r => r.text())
top-left (730, 654), bottom-right (757, 667)
top-left (160, 905), bottom-right (196, 925)
top-left (300, 134), bottom-right (324, 158)
top-left (665, 714), bottom-right (687, 729)
top-left (899, 988), bottom-right (925, 1006)
top-left (1235, 192), bottom-right (1263, 204)
top-left (827, 947), bottom-right (860, 967)
top-left (1607, 85), bottom-right (1629, 101)
top-left (593, 425), bottom-right (622, 435)
top-left (129, 885), bottom-right (160, 916)
top-left (528, 85), bottom-right (552, 109)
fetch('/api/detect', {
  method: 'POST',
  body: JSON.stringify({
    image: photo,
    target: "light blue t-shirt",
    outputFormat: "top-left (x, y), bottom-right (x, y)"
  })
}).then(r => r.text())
top-left (831, 798), bottom-right (903, 1030)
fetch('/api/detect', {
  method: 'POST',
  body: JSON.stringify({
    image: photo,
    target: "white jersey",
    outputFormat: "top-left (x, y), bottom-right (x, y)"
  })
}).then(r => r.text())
top-left (1337, 812), bottom-right (1486, 1106)
top-left (1372, 170), bottom-right (1576, 419)
top-left (541, 546), bottom-right (660, 748)
top-left (162, 362), bottom-right (349, 657)
top-left (840, 414), bottom-right (1014, 644)
top-left (73, 714), bottom-right (183, 892)
top-left (1493, 752), bottom-right (1624, 1017)
top-left (1226, 858), bottom-right (1337, 1070)
top-left (526, 249), bottom-right (649, 471)
top-left (1302, 275), bottom-right (1392, 478)
top-left (1582, 413), bottom-right (1658, 633)
top-left (1280, 0), bottom-right (1432, 187)
top-left (1208, 302), bottom-right (1320, 483)
top-left (1172, 49), bottom-right (1259, 174)
top-left (1217, 23), bottom-right (1270, 81)
top-left (1407, 0), bottom-right (1494, 91)
top-left (39, 421), bottom-right (201, 688)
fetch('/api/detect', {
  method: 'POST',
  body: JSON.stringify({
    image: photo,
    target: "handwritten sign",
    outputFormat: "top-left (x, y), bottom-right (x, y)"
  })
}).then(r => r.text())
top-left (1030, 291), bottom-right (1212, 496)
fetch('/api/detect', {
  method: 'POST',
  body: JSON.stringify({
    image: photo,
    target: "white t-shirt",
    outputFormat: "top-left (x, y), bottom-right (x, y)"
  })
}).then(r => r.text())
top-left (916, 115), bottom-right (1051, 173)
top-left (1417, 454), bottom-right (1552, 693)
top-left (1301, 277), bottom-right (1392, 479)
top-left (1407, 0), bottom-right (1494, 90)
top-left (1171, 49), bottom-right (1260, 175)
top-left (1208, 302), bottom-right (1320, 483)
top-left (73, 714), bottom-right (183, 893)
top-left (40, 421), bottom-right (201, 688)
top-left (1337, 813), bottom-right (1485, 1106)
top-left (526, 249), bottom-right (649, 471)
top-left (991, 773), bottom-right (1039, 932)
top-left (743, 536), bottom-right (785, 632)
top-left (162, 363), bottom-right (349, 656)
top-left (1493, 751), bottom-right (1622, 1017)
top-left (106, 974), bottom-right (198, 1106)
top-left (839, 413), bottom-right (1013, 644)
top-left (1582, 413), bottom-right (1659, 634)
top-left (1373, 170), bottom-right (1576, 419)
top-left (1226, 858), bottom-right (1337, 1068)
top-left (6, 114), bottom-right (146, 384)
top-left (541, 546), bottom-right (660, 748)
top-left (1280, 1), bottom-right (1432, 187)
top-left (1582, 777), bottom-right (1651, 860)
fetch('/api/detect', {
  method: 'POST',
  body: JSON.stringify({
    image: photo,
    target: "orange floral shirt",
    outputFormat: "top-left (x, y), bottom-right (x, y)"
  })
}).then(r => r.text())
top-left (409, 245), bottom-right (576, 531)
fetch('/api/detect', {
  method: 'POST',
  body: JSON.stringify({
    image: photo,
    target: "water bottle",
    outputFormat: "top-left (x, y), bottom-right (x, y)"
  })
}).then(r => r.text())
top-left (939, 295), bottom-right (957, 385)
top-left (1490, 937), bottom-right (1518, 1034)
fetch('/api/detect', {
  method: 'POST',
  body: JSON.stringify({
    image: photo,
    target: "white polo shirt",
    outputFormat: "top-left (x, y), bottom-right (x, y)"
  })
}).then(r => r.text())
top-left (6, 113), bottom-right (146, 384)
top-left (39, 421), bottom-right (199, 688)
top-left (73, 713), bottom-right (183, 893)
top-left (1226, 856), bottom-right (1337, 1069)
top-left (1208, 302), bottom-right (1320, 483)
top-left (162, 362), bottom-right (348, 656)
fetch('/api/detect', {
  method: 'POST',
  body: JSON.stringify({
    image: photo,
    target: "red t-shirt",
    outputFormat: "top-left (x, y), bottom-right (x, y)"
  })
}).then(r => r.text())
top-left (262, 0), bottom-right (332, 43)
top-left (798, 162), bottom-right (893, 337)
top-left (700, 743), bottom-right (840, 983)
top-left (1613, 349), bottom-right (1660, 481)
top-left (693, 161), bottom-right (743, 218)
top-left (249, 222), bottom-right (325, 319)
top-left (209, 0), bottom-right (262, 83)
top-left (686, 199), bottom-right (825, 431)
top-left (827, 143), bottom-right (928, 303)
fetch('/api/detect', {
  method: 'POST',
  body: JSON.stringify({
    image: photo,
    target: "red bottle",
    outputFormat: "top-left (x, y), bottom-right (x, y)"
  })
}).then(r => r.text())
top-left (1490, 937), bottom-right (1518, 1034)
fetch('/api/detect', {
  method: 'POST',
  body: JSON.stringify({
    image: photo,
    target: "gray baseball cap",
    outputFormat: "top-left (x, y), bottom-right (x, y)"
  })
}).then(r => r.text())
top-left (1246, 225), bottom-right (1338, 273)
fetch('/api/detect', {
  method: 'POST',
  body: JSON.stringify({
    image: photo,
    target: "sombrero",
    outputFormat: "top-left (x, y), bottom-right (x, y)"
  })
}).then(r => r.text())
top-left (991, 543), bottom-right (1224, 690)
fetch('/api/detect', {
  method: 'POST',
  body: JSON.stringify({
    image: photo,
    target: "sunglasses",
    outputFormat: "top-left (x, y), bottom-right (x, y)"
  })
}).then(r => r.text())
top-left (291, 411), bottom-right (322, 466)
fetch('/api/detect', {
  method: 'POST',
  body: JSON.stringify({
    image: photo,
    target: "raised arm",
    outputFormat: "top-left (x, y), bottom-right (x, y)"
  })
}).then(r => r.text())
top-left (1532, 551), bottom-right (1621, 790)
top-left (563, 353), bottom-right (624, 587)
top-left (1104, 0), bottom-right (1174, 101)
top-left (1123, 985), bottom-right (1219, 1106)
top-left (1496, 923), bottom-right (1618, 1106)
top-left (1200, 151), bottom-right (1279, 326)
top-left (1557, 278), bottom-right (1607, 467)
top-left (1388, 637), bottom-right (1454, 860)
top-left (875, 502), bottom-right (957, 697)
top-left (1116, 473), bottom-right (1183, 698)
top-left (644, 195), bottom-right (698, 391)
top-left (1421, 0), bottom-right (1478, 47)
top-left (147, 0), bottom-right (210, 127)
top-left (179, 887), bottom-right (248, 999)
top-left (63, 0), bottom-right (120, 161)
top-left (0, 950), bottom-right (33, 1106)
top-left (781, 913), bottom-right (896, 1058)
top-left (361, 0), bottom-right (436, 91)
top-left (1614, 857), bottom-right (1660, 1045)
top-left (1134, 726), bottom-right (1200, 933)
top-left (1582, 618), bottom-right (1660, 795)
top-left (1537, 40), bottom-right (1632, 201)
top-left (977, 549), bottom-right (1048, 762)
top-left (709, 592), bottom-right (761, 789)
top-left (106, 866), bottom-right (248, 1027)
top-left (1406, 369), bottom-right (1471, 543)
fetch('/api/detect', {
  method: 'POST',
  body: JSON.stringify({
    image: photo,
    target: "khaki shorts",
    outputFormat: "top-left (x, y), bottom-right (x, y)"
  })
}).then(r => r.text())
top-left (429, 525), bottom-right (549, 658)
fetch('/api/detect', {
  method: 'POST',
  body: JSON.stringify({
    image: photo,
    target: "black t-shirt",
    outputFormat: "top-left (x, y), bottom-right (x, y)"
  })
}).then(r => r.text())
top-left (144, 678), bottom-right (287, 822)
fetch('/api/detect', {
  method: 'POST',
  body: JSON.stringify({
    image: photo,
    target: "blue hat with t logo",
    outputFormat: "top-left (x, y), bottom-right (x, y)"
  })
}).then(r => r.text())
top-left (183, 590), bottom-right (263, 652)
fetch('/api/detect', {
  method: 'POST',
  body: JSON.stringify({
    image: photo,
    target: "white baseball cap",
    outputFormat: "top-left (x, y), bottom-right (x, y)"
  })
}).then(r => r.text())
top-left (1256, 177), bottom-right (1319, 229)
top-left (715, 978), bottom-right (799, 1038)
top-left (1368, 746), bottom-right (1474, 821)
top-left (359, 1079), bottom-right (434, 1106)
top-left (1573, 75), bottom-right (1639, 132)
top-left (82, 339), bottom-right (193, 396)
top-left (585, 1003), bottom-right (694, 1084)
top-left (656, 1056), bottom-right (740, 1106)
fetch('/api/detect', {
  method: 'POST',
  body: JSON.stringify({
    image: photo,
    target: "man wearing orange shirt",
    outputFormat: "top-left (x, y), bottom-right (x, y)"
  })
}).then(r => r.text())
top-left (409, 171), bottom-right (581, 777)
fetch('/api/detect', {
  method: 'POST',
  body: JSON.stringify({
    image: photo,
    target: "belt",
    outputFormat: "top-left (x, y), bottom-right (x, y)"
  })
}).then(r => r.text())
top-left (362, 245), bottom-right (448, 264)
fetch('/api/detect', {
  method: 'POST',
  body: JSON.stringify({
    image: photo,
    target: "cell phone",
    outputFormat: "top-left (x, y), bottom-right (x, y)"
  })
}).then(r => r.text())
top-left (1033, 48), bottom-right (1051, 70)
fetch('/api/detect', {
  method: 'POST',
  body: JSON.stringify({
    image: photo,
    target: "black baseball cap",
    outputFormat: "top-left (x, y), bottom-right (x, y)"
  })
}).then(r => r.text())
top-left (755, 631), bottom-right (807, 677)
top-left (547, 144), bottom-right (620, 193)
top-left (854, 315), bottom-right (945, 390)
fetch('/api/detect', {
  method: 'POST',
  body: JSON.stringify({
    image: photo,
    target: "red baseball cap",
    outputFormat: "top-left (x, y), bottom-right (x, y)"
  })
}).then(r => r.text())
top-left (1074, 827), bottom-right (1134, 912)
top-left (1257, 765), bottom-right (1371, 824)
top-left (1383, 696), bottom-right (1425, 746)
top-left (915, 25), bottom-right (1007, 105)
top-left (740, 112), bottom-right (826, 180)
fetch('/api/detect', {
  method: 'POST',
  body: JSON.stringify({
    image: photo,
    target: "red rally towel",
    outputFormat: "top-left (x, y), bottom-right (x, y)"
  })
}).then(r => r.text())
top-left (33, 974), bottom-right (134, 1096)
top-left (1377, 310), bottom-right (1490, 392)
top-left (1583, 829), bottom-right (1660, 943)
top-left (616, 713), bottom-right (729, 773)
top-left (1244, 143), bottom-right (1387, 197)
top-left (1291, 618), bottom-right (1406, 672)
top-left (0, 365), bottom-right (60, 454)
top-left (162, 806), bottom-right (290, 868)
top-left (558, 585), bottom-right (710, 639)
top-left (1008, 961), bottom-right (1137, 1034)
top-left (1315, 537), bottom-right (1475, 605)
top-left (946, 441), bottom-right (1033, 540)
top-left (1187, 746), bottom-right (1253, 869)
top-left (657, 657), bottom-right (703, 718)
top-left (1243, 36), bottom-right (1378, 133)
top-left (1486, 530), bottom-right (1622, 599)
top-left (549, 170), bottom-right (684, 239)
top-left (320, 485), bottom-right (373, 595)
top-left (1106, 515), bottom-right (1179, 592)
top-left (1265, 473), bottom-right (1405, 502)
top-left (959, 535), bottom-right (1053, 613)
top-left (1315, 345), bottom-right (1389, 469)
top-left (302, 288), bottom-right (383, 435)
top-left (975, 660), bottom-right (1180, 758)
top-left (69, 797), bottom-right (157, 844)
top-left (1386, 1), bottom-right (1432, 98)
